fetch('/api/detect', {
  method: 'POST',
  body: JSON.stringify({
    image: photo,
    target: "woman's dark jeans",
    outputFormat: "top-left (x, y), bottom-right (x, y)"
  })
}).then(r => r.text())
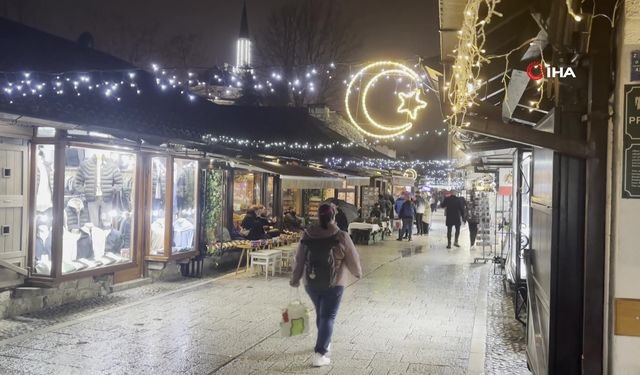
top-left (305, 286), bottom-right (344, 355)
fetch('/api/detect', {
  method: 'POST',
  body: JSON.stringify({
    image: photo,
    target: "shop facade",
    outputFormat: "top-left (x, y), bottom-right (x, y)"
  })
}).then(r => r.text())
top-left (0, 120), bottom-right (210, 290)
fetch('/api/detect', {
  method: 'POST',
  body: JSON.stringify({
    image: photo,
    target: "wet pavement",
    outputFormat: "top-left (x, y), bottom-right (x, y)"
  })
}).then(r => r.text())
top-left (0, 215), bottom-right (528, 374)
top-left (485, 272), bottom-right (528, 375)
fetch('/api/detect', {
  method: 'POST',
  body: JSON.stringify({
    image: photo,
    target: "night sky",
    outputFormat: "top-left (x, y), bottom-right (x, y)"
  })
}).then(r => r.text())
top-left (1, 0), bottom-right (445, 159)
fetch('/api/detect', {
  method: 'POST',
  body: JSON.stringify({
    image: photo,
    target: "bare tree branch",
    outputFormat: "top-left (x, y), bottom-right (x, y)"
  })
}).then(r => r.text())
top-left (256, 0), bottom-right (360, 107)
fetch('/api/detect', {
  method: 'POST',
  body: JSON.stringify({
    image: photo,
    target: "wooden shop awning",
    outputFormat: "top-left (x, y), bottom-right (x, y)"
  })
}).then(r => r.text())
top-left (237, 159), bottom-right (344, 189)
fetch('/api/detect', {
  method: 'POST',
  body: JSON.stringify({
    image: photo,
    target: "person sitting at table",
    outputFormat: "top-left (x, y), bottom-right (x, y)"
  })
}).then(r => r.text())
top-left (241, 205), bottom-right (269, 240)
top-left (283, 208), bottom-right (303, 232)
top-left (370, 203), bottom-right (382, 220)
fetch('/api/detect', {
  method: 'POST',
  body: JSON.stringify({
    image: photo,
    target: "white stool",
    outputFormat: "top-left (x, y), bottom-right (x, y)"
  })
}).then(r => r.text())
top-left (250, 250), bottom-right (282, 280)
top-left (279, 247), bottom-right (296, 271)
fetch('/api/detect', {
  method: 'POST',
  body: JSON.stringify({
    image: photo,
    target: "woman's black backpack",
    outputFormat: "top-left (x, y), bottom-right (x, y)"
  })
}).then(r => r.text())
top-left (302, 235), bottom-right (339, 289)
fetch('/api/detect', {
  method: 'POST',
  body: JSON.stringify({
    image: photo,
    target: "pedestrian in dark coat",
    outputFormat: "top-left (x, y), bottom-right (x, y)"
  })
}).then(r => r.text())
top-left (440, 191), bottom-right (465, 248)
top-left (397, 199), bottom-right (416, 241)
top-left (335, 207), bottom-right (349, 232)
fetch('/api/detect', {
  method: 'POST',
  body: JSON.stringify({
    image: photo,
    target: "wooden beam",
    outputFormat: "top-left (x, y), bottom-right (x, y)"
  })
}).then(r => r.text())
top-left (461, 113), bottom-right (591, 159)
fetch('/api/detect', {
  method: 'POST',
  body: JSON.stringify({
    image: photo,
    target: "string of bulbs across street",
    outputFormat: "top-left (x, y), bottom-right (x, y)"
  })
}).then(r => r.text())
top-left (0, 56), bottom-right (449, 144)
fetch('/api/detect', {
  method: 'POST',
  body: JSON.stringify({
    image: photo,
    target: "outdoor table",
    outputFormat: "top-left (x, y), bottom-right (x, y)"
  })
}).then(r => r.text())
top-left (249, 249), bottom-right (283, 280)
top-left (348, 222), bottom-right (383, 244)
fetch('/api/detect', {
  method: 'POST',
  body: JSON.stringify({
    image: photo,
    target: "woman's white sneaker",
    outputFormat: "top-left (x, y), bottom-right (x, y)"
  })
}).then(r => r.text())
top-left (312, 353), bottom-right (331, 367)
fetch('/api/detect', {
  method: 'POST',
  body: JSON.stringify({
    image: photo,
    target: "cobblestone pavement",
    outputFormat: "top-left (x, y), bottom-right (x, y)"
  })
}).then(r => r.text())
top-left (485, 271), bottom-right (528, 375)
top-left (0, 215), bottom-right (528, 374)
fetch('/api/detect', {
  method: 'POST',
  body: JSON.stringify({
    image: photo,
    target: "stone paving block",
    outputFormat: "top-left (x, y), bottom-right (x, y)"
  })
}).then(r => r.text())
top-left (352, 350), bottom-right (376, 361)
top-left (329, 357), bottom-right (372, 369)
top-left (328, 366), bottom-right (374, 375)
top-left (371, 351), bottom-right (403, 362)
top-left (406, 363), bottom-right (466, 374)
top-left (284, 362), bottom-right (333, 374)
top-left (367, 358), bottom-right (410, 373)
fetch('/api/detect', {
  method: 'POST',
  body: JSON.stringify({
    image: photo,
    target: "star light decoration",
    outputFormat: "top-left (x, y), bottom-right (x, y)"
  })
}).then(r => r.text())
top-left (397, 90), bottom-right (427, 120)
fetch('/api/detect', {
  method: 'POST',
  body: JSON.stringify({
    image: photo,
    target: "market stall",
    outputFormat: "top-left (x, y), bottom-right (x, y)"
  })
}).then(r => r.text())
top-left (238, 160), bottom-right (344, 224)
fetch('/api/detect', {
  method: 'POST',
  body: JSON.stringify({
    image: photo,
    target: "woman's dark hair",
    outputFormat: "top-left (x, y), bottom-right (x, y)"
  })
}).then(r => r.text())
top-left (318, 204), bottom-right (336, 229)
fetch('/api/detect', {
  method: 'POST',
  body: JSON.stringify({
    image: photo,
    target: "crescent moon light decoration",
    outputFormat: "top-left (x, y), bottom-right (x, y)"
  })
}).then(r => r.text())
top-left (345, 61), bottom-right (428, 139)
top-left (403, 168), bottom-right (418, 180)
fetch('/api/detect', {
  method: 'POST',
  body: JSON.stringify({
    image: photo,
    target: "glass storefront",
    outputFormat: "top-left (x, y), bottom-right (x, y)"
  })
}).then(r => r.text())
top-left (337, 186), bottom-right (356, 205)
top-left (265, 176), bottom-right (274, 216)
top-left (172, 159), bottom-right (197, 254)
top-left (233, 171), bottom-right (254, 214)
top-left (61, 147), bottom-right (135, 274)
top-left (33, 144), bottom-right (55, 276)
top-left (149, 157), bottom-right (167, 256)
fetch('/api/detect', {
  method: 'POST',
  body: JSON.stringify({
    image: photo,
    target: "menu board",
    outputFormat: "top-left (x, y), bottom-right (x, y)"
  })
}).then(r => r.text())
top-left (623, 85), bottom-right (640, 198)
top-left (361, 186), bottom-right (379, 219)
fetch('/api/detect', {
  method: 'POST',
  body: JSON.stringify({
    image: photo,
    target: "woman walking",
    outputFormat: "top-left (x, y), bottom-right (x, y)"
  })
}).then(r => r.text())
top-left (290, 204), bottom-right (362, 367)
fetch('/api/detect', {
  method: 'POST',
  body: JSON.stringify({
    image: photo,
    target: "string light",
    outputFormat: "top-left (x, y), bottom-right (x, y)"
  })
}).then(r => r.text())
top-left (445, 0), bottom-right (501, 127)
top-left (565, 0), bottom-right (583, 22)
top-left (201, 134), bottom-right (364, 151)
top-left (325, 157), bottom-right (458, 173)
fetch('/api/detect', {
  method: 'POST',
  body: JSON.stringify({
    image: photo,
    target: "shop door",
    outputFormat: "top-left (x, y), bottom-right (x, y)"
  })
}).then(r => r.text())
top-left (114, 156), bottom-right (147, 284)
top-left (525, 147), bottom-right (585, 375)
top-left (0, 140), bottom-right (29, 288)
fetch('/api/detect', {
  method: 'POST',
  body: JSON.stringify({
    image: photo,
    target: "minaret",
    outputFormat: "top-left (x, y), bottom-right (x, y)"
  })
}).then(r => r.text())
top-left (236, 2), bottom-right (251, 70)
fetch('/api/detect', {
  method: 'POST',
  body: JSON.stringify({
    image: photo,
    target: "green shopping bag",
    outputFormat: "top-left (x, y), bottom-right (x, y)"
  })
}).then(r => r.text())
top-left (280, 288), bottom-right (310, 337)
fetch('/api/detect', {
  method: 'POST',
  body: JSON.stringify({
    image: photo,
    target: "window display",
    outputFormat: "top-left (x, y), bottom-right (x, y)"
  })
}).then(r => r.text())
top-left (61, 147), bottom-right (135, 274)
top-left (233, 172), bottom-right (254, 215)
top-left (232, 171), bottom-right (254, 228)
top-left (254, 173), bottom-right (262, 206)
top-left (149, 157), bottom-right (167, 255)
top-left (338, 187), bottom-right (355, 205)
top-left (282, 188), bottom-right (301, 218)
top-left (266, 176), bottom-right (274, 215)
top-left (33, 144), bottom-right (55, 275)
top-left (172, 159), bottom-right (197, 253)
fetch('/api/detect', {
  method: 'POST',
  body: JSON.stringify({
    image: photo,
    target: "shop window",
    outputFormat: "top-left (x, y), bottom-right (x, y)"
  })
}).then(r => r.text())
top-left (149, 157), bottom-right (167, 256)
top-left (266, 176), bottom-right (274, 215)
top-left (232, 171), bottom-right (254, 228)
top-left (204, 169), bottom-right (225, 248)
top-left (33, 144), bottom-right (55, 276)
top-left (282, 188), bottom-right (300, 219)
top-left (323, 189), bottom-right (335, 201)
top-left (254, 173), bottom-right (262, 206)
top-left (61, 147), bottom-right (136, 274)
top-left (304, 189), bottom-right (323, 221)
top-left (172, 159), bottom-right (197, 254)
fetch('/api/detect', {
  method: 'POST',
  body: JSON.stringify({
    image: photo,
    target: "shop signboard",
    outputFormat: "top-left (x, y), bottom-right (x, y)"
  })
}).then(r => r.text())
top-left (623, 84), bottom-right (640, 198)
